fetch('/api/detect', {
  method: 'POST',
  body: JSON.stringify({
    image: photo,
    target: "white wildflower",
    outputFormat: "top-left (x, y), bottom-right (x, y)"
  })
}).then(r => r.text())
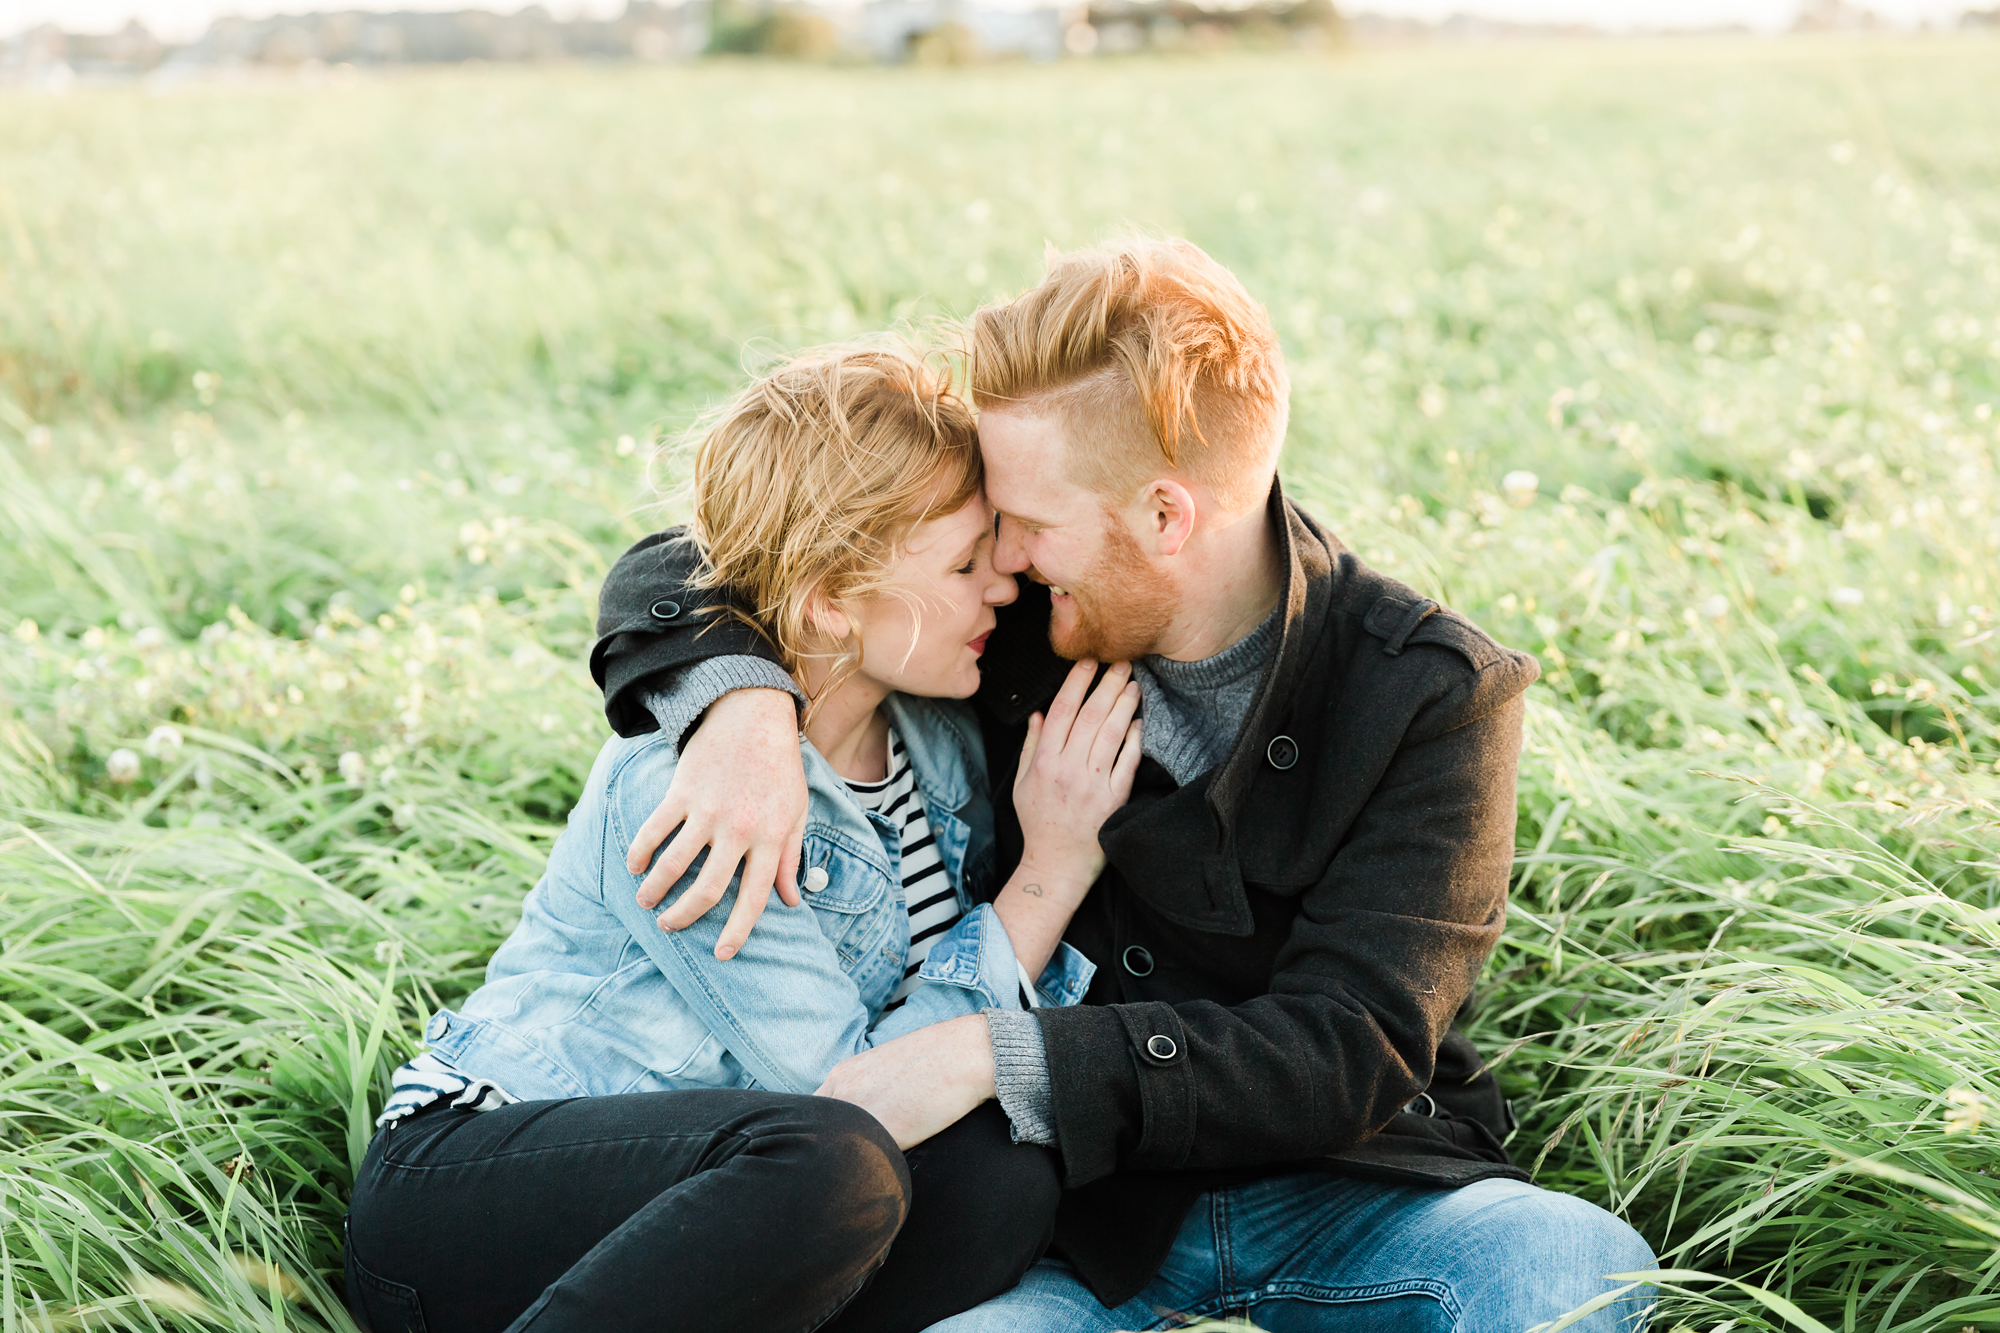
top-left (1701, 595), bottom-right (1730, 622)
top-left (1501, 470), bottom-right (1539, 507)
top-left (1832, 586), bottom-right (1865, 607)
top-left (1944, 1088), bottom-right (1987, 1135)
top-left (338, 751), bottom-right (367, 783)
top-left (106, 749), bottom-right (141, 784)
top-left (130, 1274), bottom-right (214, 1317)
top-left (145, 725), bottom-right (184, 759)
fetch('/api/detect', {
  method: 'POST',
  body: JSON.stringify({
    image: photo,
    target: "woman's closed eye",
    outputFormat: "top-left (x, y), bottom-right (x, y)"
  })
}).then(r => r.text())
top-left (952, 531), bottom-right (992, 577)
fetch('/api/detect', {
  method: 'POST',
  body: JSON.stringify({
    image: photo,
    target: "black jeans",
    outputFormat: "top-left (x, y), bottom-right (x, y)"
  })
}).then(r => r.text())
top-left (344, 1091), bottom-right (1057, 1333)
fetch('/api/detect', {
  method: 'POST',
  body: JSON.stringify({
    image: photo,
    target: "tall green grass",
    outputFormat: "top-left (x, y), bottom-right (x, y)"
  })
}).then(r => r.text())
top-left (2, 41), bottom-right (1997, 1331)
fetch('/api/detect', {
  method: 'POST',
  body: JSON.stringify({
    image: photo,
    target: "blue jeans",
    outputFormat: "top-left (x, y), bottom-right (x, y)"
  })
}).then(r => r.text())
top-left (927, 1173), bottom-right (1656, 1333)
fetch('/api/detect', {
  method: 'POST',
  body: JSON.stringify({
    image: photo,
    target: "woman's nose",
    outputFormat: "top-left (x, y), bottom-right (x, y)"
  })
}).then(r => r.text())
top-left (987, 568), bottom-right (1019, 606)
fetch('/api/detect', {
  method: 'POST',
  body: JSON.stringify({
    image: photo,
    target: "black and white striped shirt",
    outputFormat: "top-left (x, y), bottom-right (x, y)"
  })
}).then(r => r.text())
top-left (845, 728), bottom-right (961, 1008)
top-left (377, 1051), bottom-right (516, 1127)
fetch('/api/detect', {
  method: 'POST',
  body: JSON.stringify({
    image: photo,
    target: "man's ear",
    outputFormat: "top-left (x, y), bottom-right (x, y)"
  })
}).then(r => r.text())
top-left (1146, 479), bottom-right (1198, 558)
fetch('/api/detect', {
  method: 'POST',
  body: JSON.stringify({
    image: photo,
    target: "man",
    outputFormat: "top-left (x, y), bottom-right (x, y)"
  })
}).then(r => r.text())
top-left (589, 238), bottom-right (1656, 1330)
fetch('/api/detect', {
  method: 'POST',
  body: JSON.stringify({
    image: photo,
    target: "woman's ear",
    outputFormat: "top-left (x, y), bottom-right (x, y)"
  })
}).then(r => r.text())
top-left (804, 589), bottom-right (852, 644)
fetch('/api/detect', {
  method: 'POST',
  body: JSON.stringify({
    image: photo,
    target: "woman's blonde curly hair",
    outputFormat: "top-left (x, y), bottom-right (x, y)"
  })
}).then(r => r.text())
top-left (680, 338), bottom-right (983, 710)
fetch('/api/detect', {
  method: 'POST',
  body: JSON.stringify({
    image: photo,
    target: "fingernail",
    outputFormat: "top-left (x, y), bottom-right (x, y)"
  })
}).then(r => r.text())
top-left (657, 915), bottom-right (674, 931)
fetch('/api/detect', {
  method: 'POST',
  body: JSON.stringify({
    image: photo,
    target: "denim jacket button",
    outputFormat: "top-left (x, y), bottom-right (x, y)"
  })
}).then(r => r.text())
top-left (425, 1012), bottom-right (450, 1042)
top-left (803, 866), bottom-right (829, 893)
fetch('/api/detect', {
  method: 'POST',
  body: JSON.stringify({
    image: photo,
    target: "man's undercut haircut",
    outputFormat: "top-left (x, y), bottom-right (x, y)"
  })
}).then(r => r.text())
top-left (968, 237), bottom-right (1290, 512)
top-left (679, 339), bottom-right (981, 708)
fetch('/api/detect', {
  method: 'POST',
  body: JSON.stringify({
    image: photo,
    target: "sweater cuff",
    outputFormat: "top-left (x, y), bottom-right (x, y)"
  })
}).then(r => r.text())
top-left (642, 657), bottom-right (806, 752)
top-left (984, 1009), bottom-right (1059, 1147)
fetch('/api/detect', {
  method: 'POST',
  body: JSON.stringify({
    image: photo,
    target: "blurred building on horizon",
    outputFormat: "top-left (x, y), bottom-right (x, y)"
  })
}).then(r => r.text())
top-left (3, 0), bottom-right (1995, 87)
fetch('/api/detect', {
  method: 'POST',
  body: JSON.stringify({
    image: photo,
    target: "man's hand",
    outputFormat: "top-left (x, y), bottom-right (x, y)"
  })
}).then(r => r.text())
top-left (814, 1014), bottom-right (997, 1151)
top-left (628, 687), bottom-right (808, 960)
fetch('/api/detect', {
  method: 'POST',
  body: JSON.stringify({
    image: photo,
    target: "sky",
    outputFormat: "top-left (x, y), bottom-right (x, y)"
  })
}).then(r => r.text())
top-left (0, 0), bottom-right (1977, 43)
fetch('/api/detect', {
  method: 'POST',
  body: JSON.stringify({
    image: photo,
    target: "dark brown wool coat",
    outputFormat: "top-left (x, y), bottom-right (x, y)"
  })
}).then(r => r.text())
top-left (590, 482), bottom-right (1540, 1306)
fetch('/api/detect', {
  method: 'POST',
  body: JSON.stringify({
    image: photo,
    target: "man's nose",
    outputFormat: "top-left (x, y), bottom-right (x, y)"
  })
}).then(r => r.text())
top-left (993, 517), bottom-right (1031, 574)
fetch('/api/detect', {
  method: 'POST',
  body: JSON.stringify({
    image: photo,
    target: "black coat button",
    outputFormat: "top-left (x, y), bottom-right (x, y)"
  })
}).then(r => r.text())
top-left (650, 600), bottom-right (681, 620)
top-left (1266, 734), bottom-right (1299, 770)
top-left (1146, 1034), bottom-right (1178, 1060)
top-left (1122, 945), bottom-right (1154, 977)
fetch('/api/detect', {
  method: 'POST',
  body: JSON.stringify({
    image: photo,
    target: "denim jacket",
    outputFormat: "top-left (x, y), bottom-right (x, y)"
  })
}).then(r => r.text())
top-left (423, 691), bottom-right (1096, 1100)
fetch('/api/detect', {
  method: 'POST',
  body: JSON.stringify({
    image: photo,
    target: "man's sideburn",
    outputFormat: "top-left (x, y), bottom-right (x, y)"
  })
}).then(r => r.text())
top-left (1048, 512), bottom-right (1176, 663)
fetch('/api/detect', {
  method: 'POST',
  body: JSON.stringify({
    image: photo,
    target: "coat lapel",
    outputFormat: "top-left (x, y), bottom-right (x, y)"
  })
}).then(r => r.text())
top-left (1099, 480), bottom-right (1338, 937)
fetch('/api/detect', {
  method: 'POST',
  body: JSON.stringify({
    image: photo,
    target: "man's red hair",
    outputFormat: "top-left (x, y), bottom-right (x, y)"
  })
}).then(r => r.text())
top-left (967, 237), bottom-right (1289, 510)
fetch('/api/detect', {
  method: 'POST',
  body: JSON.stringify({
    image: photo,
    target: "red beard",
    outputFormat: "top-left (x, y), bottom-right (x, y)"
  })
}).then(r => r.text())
top-left (1047, 518), bottom-right (1176, 662)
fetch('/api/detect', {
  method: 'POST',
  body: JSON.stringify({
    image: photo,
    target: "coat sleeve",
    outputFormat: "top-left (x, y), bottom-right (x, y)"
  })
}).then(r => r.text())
top-left (591, 527), bottom-right (787, 737)
top-left (1034, 661), bottom-right (1527, 1186)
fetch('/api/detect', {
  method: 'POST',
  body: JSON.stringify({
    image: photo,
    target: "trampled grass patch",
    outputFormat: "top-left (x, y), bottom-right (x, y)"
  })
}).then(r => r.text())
top-left (2, 40), bottom-right (1997, 1331)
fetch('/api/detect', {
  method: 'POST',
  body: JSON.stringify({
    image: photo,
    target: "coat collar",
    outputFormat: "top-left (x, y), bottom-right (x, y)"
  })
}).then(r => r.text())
top-left (1202, 477), bottom-right (1335, 836)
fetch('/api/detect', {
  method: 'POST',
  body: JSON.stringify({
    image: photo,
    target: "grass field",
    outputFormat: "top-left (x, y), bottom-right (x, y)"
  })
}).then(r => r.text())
top-left (3, 37), bottom-right (1999, 1332)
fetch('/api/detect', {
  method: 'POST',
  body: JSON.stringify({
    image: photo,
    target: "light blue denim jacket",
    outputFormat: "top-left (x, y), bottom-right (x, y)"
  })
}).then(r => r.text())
top-left (422, 691), bottom-right (1095, 1099)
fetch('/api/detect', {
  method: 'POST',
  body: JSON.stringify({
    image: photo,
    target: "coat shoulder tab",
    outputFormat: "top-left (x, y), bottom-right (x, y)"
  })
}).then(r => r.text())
top-left (1363, 596), bottom-right (1506, 674)
top-left (1361, 595), bottom-right (1440, 656)
top-left (1402, 607), bottom-right (1510, 673)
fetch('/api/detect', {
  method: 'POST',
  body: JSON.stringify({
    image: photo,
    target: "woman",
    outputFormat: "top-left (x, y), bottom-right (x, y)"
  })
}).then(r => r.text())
top-left (343, 342), bottom-right (1142, 1333)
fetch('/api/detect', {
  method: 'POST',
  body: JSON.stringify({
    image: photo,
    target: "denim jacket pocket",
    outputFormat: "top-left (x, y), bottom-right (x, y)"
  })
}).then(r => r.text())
top-left (795, 829), bottom-right (889, 915)
top-left (798, 832), bottom-right (895, 961)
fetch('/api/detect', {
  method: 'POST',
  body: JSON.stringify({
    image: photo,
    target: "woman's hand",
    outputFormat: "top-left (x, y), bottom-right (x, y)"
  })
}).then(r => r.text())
top-left (1015, 659), bottom-right (1144, 883)
top-left (995, 660), bottom-right (1143, 978)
